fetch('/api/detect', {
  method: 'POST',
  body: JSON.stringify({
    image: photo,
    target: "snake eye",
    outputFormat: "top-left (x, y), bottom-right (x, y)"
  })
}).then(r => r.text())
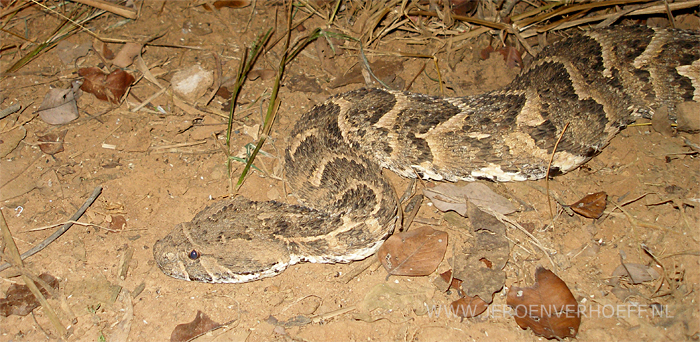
top-left (188, 250), bottom-right (200, 260)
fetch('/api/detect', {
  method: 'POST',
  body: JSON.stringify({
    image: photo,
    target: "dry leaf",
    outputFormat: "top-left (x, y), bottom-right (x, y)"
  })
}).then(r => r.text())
top-left (202, 0), bottom-right (251, 10)
top-left (170, 310), bottom-right (221, 342)
top-left (79, 68), bottom-right (135, 103)
top-left (96, 40), bottom-right (115, 60)
top-left (248, 69), bottom-right (276, 81)
top-left (423, 183), bottom-right (517, 217)
top-left (55, 40), bottom-right (92, 65)
top-left (377, 226), bottom-right (448, 276)
top-left (285, 74), bottom-right (322, 93)
top-left (480, 45), bottom-right (523, 68)
top-left (329, 60), bottom-right (404, 88)
top-left (611, 263), bottom-right (661, 285)
top-left (37, 83), bottom-right (81, 124)
top-left (0, 273), bottom-right (59, 317)
top-left (108, 215), bottom-right (127, 231)
top-left (507, 267), bottom-right (580, 339)
top-left (450, 295), bottom-right (489, 318)
top-left (439, 270), bottom-right (462, 291)
top-left (113, 43), bottom-right (143, 68)
top-left (570, 192), bottom-right (607, 219)
top-left (37, 130), bottom-right (67, 155)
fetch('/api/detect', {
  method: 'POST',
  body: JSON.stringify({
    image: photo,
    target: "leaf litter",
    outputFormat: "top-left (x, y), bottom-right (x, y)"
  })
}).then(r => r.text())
top-left (507, 267), bottom-right (580, 339)
top-left (377, 226), bottom-right (448, 277)
top-left (1, 0), bottom-right (698, 340)
top-left (0, 273), bottom-right (59, 317)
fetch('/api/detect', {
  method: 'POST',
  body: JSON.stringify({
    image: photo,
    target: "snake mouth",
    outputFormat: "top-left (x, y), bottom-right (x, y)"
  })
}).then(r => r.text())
top-left (153, 237), bottom-right (190, 281)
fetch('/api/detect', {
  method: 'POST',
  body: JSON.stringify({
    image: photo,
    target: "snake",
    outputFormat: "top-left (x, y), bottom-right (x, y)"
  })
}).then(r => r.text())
top-left (153, 25), bottom-right (700, 283)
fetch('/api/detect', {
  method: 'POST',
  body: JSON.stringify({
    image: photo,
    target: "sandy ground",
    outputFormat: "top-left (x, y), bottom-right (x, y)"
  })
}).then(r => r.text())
top-left (1, 2), bottom-right (699, 341)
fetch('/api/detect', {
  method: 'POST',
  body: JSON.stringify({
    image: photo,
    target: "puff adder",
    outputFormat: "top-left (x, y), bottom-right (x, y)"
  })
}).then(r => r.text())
top-left (154, 26), bottom-right (700, 283)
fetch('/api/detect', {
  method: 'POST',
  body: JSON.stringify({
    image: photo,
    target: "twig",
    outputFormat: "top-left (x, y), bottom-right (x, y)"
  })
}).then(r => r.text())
top-left (546, 122), bottom-right (569, 222)
top-left (24, 220), bottom-right (115, 233)
top-left (0, 186), bottom-right (102, 272)
top-left (71, 0), bottom-right (137, 19)
top-left (408, 9), bottom-right (509, 30)
top-left (0, 103), bottom-right (21, 120)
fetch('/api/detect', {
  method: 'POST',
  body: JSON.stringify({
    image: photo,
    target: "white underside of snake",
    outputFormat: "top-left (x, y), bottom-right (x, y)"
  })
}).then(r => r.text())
top-left (154, 25), bottom-right (700, 283)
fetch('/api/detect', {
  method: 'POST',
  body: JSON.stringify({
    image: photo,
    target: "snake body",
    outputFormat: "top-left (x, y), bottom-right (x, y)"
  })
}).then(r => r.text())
top-left (154, 26), bottom-right (700, 283)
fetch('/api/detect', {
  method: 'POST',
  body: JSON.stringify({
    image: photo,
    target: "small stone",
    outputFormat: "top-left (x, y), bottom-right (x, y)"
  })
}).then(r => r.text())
top-left (171, 65), bottom-right (213, 102)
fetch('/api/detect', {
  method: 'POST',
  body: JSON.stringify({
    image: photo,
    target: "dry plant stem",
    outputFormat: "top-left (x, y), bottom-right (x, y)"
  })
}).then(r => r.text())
top-left (0, 103), bottom-right (21, 119)
top-left (0, 186), bottom-right (103, 272)
top-left (71, 0), bottom-right (137, 19)
top-left (404, 61), bottom-right (426, 91)
top-left (3, 3), bottom-right (105, 74)
top-left (642, 244), bottom-right (678, 297)
top-left (433, 57), bottom-right (444, 96)
top-left (546, 122), bottom-right (569, 223)
top-left (25, 220), bottom-right (114, 233)
top-left (0, 0), bottom-right (33, 20)
top-left (521, 0), bottom-right (700, 35)
top-left (408, 9), bottom-right (508, 30)
top-left (515, 0), bottom-right (651, 29)
top-left (609, 201), bottom-right (677, 233)
top-left (339, 256), bottom-right (379, 284)
top-left (0, 210), bottom-right (67, 336)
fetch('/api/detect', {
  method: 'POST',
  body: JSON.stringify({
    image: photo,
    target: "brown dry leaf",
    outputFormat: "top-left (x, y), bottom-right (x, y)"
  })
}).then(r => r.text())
top-left (248, 69), bottom-right (276, 81)
top-left (79, 67), bottom-right (135, 103)
top-left (570, 192), bottom-right (607, 219)
top-left (480, 45), bottom-right (523, 68)
top-left (507, 267), bottom-right (580, 339)
top-left (611, 263), bottom-right (661, 285)
top-left (170, 310), bottom-right (221, 342)
top-left (37, 130), bottom-right (67, 155)
top-left (201, 0), bottom-right (251, 10)
top-left (439, 270), bottom-right (462, 291)
top-left (107, 215), bottom-right (127, 231)
top-left (377, 226), bottom-right (448, 276)
top-left (37, 83), bottom-right (81, 124)
top-left (98, 41), bottom-right (115, 60)
top-left (479, 46), bottom-right (495, 60)
top-left (451, 0), bottom-right (477, 16)
top-left (449, 202), bottom-right (508, 303)
top-left (0, 273), bottom-right (59, 317)
top-left (55, 40), bottom-right (92, 65)
top-left (328, 60), bottom-right (404, 88)
top-left (113, 43), bottom-right (143, 68)
top-left (499, 46), bottom-right (523, 68)
top-left (423, 183), bottom-right (517, 217)
top-left (285, 74), bottom-right (322, 93)
top-left (450, 295), bottom-right (489, 318)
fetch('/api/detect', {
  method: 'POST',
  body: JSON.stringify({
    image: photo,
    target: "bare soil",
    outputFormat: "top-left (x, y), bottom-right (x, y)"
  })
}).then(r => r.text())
top-left (1, 2), bottom-right (698, 341)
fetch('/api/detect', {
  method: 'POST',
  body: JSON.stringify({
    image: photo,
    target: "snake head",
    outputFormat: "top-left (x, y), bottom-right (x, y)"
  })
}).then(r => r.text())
top-left (153, 221), bottom-right (294, 283)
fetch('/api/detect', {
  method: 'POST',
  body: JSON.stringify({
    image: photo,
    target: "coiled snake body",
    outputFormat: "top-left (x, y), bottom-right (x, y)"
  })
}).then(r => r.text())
top-left (154, 26), bottom-right (700, 283)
